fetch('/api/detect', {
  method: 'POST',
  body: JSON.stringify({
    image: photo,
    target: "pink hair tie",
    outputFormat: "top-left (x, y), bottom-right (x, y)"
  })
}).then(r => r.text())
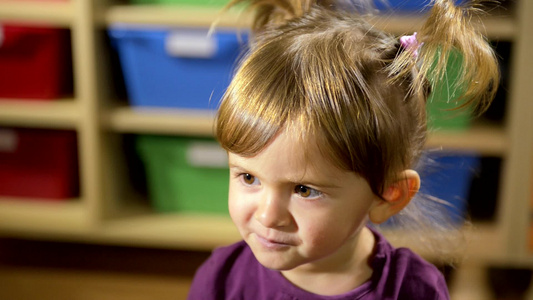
top-left (400, 32), bottom-right (423, 58)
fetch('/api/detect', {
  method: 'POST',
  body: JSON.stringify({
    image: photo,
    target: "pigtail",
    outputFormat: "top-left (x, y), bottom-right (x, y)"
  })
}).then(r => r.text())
top-left (389, 0), bottom-right (499, 115)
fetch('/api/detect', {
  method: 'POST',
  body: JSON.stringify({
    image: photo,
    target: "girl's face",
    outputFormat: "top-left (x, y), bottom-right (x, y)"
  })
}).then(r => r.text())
top-left (228, 129), bottom-right (380, 274)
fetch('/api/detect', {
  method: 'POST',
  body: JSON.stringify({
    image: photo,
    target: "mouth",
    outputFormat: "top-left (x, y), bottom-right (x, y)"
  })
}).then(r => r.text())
top-left (254, 234), bottom-right (293, 250)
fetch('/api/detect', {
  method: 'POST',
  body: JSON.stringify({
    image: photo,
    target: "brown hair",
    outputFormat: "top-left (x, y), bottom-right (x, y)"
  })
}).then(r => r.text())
top-left (215, 0), bottom-right (499, 197)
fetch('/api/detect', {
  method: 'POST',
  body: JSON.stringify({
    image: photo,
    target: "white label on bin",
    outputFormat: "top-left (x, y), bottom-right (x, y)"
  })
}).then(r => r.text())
top-left (165, 31), bottom-right (216, 58)
top-left (0, 129), bottom-right (19, 153)
top-left (186, 142), bottom-right (228, 168)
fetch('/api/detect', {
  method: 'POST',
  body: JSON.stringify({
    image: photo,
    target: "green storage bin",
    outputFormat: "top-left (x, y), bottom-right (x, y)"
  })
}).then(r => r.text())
top-left (130, 0), bottom-right (228, 6)
top-left (427, 48), bottom-right (472, 131)
top-left (137, 135), bottom-right (229, 214)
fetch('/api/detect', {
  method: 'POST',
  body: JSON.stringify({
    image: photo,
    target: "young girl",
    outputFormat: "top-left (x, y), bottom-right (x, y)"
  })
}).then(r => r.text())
top-left (188, 0), bottom-right (499, 298)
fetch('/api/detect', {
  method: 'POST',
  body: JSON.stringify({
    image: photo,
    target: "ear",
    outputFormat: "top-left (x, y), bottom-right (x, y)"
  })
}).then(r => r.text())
top-left (369, 170), bottom-right (420, 224)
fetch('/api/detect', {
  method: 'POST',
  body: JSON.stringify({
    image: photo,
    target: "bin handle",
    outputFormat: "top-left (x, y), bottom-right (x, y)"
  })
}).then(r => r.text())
top-left (165, 31), bottom-right (217, 59)
top-left (186, 142), bottom-right (228, 168)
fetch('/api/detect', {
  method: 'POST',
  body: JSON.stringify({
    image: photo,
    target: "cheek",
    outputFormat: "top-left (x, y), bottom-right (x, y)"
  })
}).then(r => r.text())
top-left (228, 183), bottom-right (255, 225)
top-left (228, 183), bottom-right (241, 222)
top-left (297, 205), bottom-right (370, 247)
top-left (295, 209), bottom-right (339, 240)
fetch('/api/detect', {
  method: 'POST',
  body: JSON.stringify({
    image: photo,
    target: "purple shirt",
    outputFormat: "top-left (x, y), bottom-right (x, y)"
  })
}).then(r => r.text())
top-left (188, 228), bottom-right (450, 299)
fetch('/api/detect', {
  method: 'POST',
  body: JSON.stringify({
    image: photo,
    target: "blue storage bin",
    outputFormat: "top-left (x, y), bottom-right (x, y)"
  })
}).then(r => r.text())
top-left (417, 152), bottom-right (480, 224)
top-left (375, 0), bottom-right (466, 13)
top-left (109, 26), bottom-right (247, 109)
top-left (381, 152), bottom-right (480, 227)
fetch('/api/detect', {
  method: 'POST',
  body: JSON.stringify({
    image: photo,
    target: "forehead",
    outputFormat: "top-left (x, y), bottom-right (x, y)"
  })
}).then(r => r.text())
top-left (228, 128), bottom-right (348, 183)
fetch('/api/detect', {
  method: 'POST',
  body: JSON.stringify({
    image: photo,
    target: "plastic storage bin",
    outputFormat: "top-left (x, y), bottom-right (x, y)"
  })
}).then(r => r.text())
top-left (427, 48), bottom-right (471, 130)
top-left (418, 152), bottom-right (480, 224)
top-left (382, 152), bottom-right (480, 228)
top-left (109, 26), bottom-right (247, 109)
top-left (375, 0), bottom-right (466, 13)
top-left (0, 128), bottom-right (79, 200)
top-left (130, 0), bottom-right (228, 6)
top-left (136, 135), bottom-right (229, 214)
top-left (0, 24), bottom-right (72, 100)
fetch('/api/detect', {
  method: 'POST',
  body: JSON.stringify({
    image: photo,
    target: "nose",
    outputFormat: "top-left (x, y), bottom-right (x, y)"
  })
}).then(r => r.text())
top-left (254, 190), bottom-right (291, 228)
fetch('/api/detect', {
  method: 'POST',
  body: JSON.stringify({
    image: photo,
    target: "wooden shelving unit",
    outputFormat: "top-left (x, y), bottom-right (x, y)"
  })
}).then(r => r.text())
top-left (0, 0), bottom-right (532, 275)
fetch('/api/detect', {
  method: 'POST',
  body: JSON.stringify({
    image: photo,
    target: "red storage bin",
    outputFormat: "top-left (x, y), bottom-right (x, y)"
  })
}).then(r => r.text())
top-left (0, 128), bottom-right (79, 200)
top-left (0, 24), bottom-right (72, 100)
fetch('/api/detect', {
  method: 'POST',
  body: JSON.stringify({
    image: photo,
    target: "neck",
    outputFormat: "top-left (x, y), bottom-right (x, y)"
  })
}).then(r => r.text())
top-left (281, 227), bottom-right (376, 296)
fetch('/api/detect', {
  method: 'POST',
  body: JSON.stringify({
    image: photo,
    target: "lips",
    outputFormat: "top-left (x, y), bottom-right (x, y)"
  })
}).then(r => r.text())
top-left (254, 234), bottom-right (293, 250)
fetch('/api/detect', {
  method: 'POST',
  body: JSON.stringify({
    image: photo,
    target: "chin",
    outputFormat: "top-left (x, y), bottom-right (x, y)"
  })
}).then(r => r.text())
top-left (255, 255), bottom-right (299, 271)
top-left (248, 244), bottom-right (301, 271)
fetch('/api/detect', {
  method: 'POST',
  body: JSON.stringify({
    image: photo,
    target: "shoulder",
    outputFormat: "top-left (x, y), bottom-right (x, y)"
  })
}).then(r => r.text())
top-left (197, 240), bottom-right (252, 273)
top-left (391, 247), bottom-right (449, 299)
top-left (370, 229), bottom-right (450, 300)
top-left (187, 241), bottom-right (264, 300)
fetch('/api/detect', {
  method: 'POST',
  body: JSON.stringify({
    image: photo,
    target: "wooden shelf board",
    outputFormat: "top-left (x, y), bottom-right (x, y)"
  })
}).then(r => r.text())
top-left (104, 5), bottom-right (250, 29)
top-left (104, 5), bottom-right (515, 40)
top-left (106, 106), bottom-right (506, 155)
top-left (368, 14), bottom-right (516, 40)
top-left (0, 1), bottom-right (73, 27)
top-left (426, 124), bottom-right (507, 156)
top-left (0, 99), bottom-right (80, 129)
top-left (97, 213), bottom-right (240, 250)
top-left (382, 223), bottom-right (504, 263)
top-left (0, 198), bottom-right (90, 236)
top-left (104, 106), bottom-right (215, 136)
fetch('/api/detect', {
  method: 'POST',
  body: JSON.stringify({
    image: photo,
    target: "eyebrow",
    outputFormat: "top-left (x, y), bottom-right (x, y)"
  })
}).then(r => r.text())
top-left (229, 163), bottom-right (341, 189)
top-left (229, 164), bottom-right (247, 173)
top-left (229, 163), bottom-right (258, 177)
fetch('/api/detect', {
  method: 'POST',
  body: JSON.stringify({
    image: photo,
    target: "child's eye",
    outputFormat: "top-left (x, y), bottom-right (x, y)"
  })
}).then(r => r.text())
top-left (241, 173), bottom-right (260, 186)
top-left (295, 185), bottom-right (322, 198)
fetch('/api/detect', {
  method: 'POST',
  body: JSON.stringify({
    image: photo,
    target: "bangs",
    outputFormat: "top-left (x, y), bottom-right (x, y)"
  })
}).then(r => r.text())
top-left (215, 43), bottom-right (307, 157)
top-left (215, 34), bottom-right (376, 174)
